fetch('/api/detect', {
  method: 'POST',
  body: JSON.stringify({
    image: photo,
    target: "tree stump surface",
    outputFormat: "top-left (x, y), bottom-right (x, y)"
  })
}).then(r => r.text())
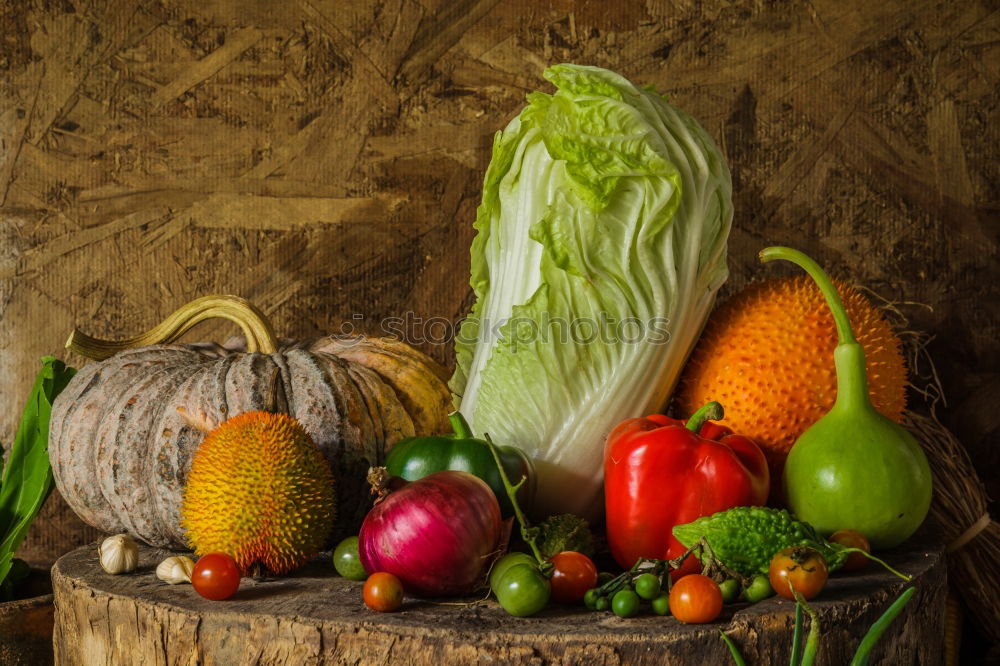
top-left (52, 541), bottom-right (945, 665)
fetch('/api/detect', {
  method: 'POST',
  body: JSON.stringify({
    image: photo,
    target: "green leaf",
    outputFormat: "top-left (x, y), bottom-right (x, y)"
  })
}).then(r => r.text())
top-left (451, 64), bottom-right (732, 518)
top-left (0, 356), bottom-right (76, 589)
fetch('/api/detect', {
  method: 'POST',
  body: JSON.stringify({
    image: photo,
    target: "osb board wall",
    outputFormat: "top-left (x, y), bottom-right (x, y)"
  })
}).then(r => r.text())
top-left (0, 0), bottom-right (997, 565)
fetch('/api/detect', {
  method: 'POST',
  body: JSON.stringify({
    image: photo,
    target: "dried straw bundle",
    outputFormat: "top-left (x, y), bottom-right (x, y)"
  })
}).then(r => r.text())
top-left (904, 410), bottom-right (1000, 643)
top-left (867, 290), bottom-right (1000, 646)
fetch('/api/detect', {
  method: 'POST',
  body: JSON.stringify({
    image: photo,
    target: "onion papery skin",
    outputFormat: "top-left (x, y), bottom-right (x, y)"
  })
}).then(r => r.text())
top-left (358, 470), bottom-right (503, 597)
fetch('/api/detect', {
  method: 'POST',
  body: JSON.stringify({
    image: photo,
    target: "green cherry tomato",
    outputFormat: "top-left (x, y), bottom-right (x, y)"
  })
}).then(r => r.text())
top-left (612, 589), bottom-right (640, 618)
top-left (742, 574), bottom-right (774, 603)
top-left (494, 563), bottom-right (551, 617)
top-left (595, 596), bottom-right (611, 611)
top-left (650, 593), bottom-right (671, 616)
top-left (489, 552), bottom-right (537, 592)
top-left (718, 578), bottom-right (740, 604)
top-left (583, 588), bottom-right (601, 611)
top-left (634, 573), bottom-right (661, 600)
top-left (333, 537), bottom-right (367, 581)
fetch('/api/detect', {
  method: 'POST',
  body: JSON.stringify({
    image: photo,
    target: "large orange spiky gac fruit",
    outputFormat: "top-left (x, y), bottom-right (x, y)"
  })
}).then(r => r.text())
top-left (181, 411), bottom-right (336, 575)
top-left (676, 276), bottom-right (908, 491)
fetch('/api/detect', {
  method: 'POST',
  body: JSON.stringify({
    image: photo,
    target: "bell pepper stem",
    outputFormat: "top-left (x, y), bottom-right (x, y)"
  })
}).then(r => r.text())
top-left (686, 401), bottom-right (724, 434)
top-left (483, 432), bottom-right (546, 568)
top-left (448, 411), bottom-right (474, 439)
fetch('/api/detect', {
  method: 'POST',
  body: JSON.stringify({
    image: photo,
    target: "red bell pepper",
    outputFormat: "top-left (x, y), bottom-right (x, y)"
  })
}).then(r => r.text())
top-left (604, 401), bottom-right (769, 571)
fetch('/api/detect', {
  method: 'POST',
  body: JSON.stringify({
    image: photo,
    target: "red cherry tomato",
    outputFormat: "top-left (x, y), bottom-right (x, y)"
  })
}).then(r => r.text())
top-left (769, 546), bottom-right (829, 600)
top-left (192, 552), bottom-right (241, 601)
top-left (829, 529), bottom-right (871, 571)
top-left (364, 572), bottom-right (404, 612)
top-left (548, 551), bottom-right (598, 603)
top-left (668, 574), bottom-right (723, 624)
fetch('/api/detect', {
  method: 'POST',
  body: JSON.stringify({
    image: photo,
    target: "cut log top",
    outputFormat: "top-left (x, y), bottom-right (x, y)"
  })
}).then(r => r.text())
top-left (52, 540), bottom-right (945, 665)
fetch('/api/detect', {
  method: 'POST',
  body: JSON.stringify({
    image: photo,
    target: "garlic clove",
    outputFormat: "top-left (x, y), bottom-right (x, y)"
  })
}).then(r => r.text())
top-left (98, 534), bottom-right (139, 574)
top-left (156, 556), bottom-right (195, 585)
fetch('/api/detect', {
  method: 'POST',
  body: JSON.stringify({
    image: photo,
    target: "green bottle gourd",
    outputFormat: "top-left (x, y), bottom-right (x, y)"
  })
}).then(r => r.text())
top-left (759, 246), bottom-right (932, 549)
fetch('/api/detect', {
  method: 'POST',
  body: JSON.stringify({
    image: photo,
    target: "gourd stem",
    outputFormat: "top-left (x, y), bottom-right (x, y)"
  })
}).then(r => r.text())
top-left (759, 247), bottom-right (857, 345)
top-left (66, 295), bottom-right (279, 360)
top-left (760, 247), bottom-right (872, 411)
top-left (686, 401), bottom-right (724, 434)
top-left (448, 411), bottom-right (474, 439)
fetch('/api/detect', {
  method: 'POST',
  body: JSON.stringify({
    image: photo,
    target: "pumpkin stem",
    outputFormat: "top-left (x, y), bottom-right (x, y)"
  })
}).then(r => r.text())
top-left (66, 295), bottom-right (279, 360)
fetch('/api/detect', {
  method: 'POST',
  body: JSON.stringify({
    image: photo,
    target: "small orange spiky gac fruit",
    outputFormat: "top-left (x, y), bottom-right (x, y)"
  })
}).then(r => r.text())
top-left (676, 276), bottom-right (908, 494)
top-left (181, 411), bottom-right (336, 575)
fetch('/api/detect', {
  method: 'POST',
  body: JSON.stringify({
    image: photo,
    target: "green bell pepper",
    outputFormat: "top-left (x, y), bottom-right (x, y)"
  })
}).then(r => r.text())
top-left (385, 412), bottom-right (534, 518)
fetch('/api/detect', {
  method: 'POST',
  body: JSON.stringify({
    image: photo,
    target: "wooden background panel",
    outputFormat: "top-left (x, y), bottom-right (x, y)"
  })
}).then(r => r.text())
top-left (0, 0), bottom-right (997, 568)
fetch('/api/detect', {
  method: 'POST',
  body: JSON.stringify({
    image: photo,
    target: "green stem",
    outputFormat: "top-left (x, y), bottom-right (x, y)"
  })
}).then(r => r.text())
top-left (849, 587), bottom-right (915, 666)
top-left (448, 411), bottom-right (474, 439)
top-left (759, 246), bottom-right (871, 411)
top-left (483, 432), bottom-right (546, 567)
top-left (597, 557), bottom-right (653, 597)
top-left (840, 547), bottom-right (911, 581)
top-left (790, 603), bottom-right (804, 666)
top-left (719, 630), bottom-right (747, 666)
top-left (791, 587), bottom-right (821, 666)
top-left (686, 401), bottom-right (724, 434)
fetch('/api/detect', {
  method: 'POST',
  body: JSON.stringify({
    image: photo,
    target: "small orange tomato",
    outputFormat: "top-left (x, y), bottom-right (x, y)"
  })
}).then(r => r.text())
top-left (668, 574), bottom-right (723, 624)
top-left (829, 529), bottom-right (871, 571)
top-left (769, 546), bottom-right (829, 600)
top-left (363, 572), bottom-right (404, 612)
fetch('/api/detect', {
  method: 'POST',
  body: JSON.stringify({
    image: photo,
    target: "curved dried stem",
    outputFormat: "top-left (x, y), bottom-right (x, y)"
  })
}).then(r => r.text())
top-left (66, 295), bottom-right (278, 360)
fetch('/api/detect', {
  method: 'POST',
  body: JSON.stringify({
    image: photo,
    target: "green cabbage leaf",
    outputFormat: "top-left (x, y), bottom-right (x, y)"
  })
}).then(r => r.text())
top-left (451, 64), bottom-right (732, 519)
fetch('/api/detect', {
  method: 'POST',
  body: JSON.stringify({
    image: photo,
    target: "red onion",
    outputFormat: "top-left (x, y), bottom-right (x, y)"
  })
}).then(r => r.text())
top-left (359, 469), bottom-right (503, 597)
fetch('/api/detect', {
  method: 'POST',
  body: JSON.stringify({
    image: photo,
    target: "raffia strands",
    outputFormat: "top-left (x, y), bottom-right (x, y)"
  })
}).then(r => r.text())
top-left (904, 410), bottom-right (1000, 643)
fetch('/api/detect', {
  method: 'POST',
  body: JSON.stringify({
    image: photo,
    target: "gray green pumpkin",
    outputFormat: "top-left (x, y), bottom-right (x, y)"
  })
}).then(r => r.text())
top-left (49, 296), bottom-right (452, 549)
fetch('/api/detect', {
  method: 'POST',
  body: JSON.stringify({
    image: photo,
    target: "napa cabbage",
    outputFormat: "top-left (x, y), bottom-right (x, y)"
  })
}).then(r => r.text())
top-left (451, 64), bottom-right (732, 519)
